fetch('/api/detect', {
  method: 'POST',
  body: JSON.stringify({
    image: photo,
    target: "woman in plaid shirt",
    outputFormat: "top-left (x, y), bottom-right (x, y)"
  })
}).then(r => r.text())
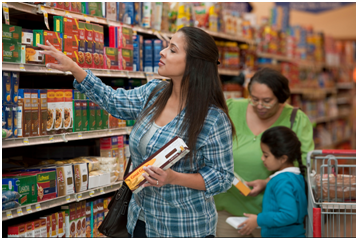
top-left (38, 27), bottom-right (235, 238)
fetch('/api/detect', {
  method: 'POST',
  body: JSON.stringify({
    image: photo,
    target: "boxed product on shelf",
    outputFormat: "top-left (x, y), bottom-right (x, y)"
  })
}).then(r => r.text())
top-left (46, 89), bottom-right (56, 135)
top-left (55, 89), bottom-right (65, 134)
top-left (57, 211), bottom-right (65, 238)
top-left (63, 34), bottom-right (79, 53)
top-left (56, 164), bottom-right (75, 197)
top-left (109, 26), bottom-right (118, 48)
top-left (96, 198), bottom-right (104, 237)
top-left (118, 136), bottom-right (125, 181)
top-left (85, 201), bottom-right (91, 237)
top-left (91, 200), bottom-right (98, 237)
top-left (39, 215), bottom-right (51, 237)
top-left (2, 41), bottom-right (21, 63)
top-left (22, 89), bottom-right (32, 137)
top-left (36, 168), bottom-right (57, 202)
top-left (108, 114), bottom-right (118, 128)
top-left (84, 23), bottom-right (94, 69)
top-left (98, 25), bottom-right (104, 69)
top-left (78, 21), bottom-right (86, 68)
top-left (25, 221), bottom-right (35, 237)
top-left (2, 173), bottom-right (37, 205)
top-left (20, 45), bottom-right (26, 63)
top-left (118, 48), bottom-right (134, 71)
top-left (104, 47), bottom-right (118, 69)
top-left (134, 2), bottom-right (142, 25)
top-left (49, 213), bottom-right (57, 237)
top-left (76, 202), bottom-right (82, 237)
top-left (11, 72), bottom-right (19, 104)
top-left (100, 136), bottom-right (118, 158)
top-left (133, 34), bottom-right (143, 72)
top-left (54, 16), bottom-right (79, 35)
top-left (80, 93), bottom-right (88, 132)
top-left (81, 2), bottom-right (103, 17)
top-left (73, 90), bottom-right (82, 132)
top-left (22, 29), bottom-right (33, 46)
top-left (117, 25), bottom-right (133, 49)
top-left (64, 89), bottom-right (73, 132)
top-left (11, 104), bottom-right (18, 138)
top-left (64, 50), bottom-right (78, 64)
top-left (92, 24), bottom-right (101, 69)
top-left (33, 30), bottom-right (63, 64)
top-left (25, 46), bottom-right (44, 64)
top-left (153, 39), bottom-right (163, 73)
top-left (30, 89), bottom-right (39, 136)
top-left (7, 223), bottom-right (26, 237)
top-left (102, 110), bottom-right (109, 130)
top-left (95, 104), bottom-right (102, 130)
top-left (2, 24), bottom-right (22, 43)
top-left (142, 2), bottom-right (152, 28)
top-left (80, 201), bottom-right (86, 237)
top-left (117, 2), bottom-right (134, 24)
top-left (39, 218), bottom-right (47, 237)
top-left (87, 101), bottom-right (96, 131)
top-left (61, 203), bottom-right (76, 237)
top-left (3, 71), bottom-right (11, 104)
top-left (106, 2), bottom-right (117, 21)
top-left (33, 220), bottom-right (41, 237)
top-left (143, 39), bottom-right (153, 72)
top-left (151, 2), bottom-right (163, 31)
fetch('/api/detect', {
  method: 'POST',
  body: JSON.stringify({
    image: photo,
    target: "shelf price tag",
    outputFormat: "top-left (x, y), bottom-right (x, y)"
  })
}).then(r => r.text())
top-left (6, 211), bottom-right (13, 219)
top-left (65, 11), bottom-right (72, 18)
top-left (93, 16), bottom-right (99, 23)
top-left (49, 135), bottom-right (54, 142)
top-left (66, 195), bottom-right (71, 202)
top-left (23, 138), bottom-right (29, 145)
top-left (76, 193), bottom-right (82, 201)
top-left (26, 205), bottom-right (32, 214)
top-left (17, 208), bottom-right (23, 216)
top-left (108, 129), bottom-right (112, 135)
top-left (40, 7), bottom-right (50, 30)
top-left (78, 133), bottom-right (82, 139)
top-left (100, 188), bottom-right (104, 194)
top-left (19, 64), bottom-right (26, 71)
top-left (2, 3), bottom-right (9, 25)
top-left (89, 191), bottom-right (95, 197)
top-left (35, 203), bottom-right (41, 211)
top-left (106, 70), bottom-right (111, 76)
top-left (49, 8), bottom-right (55, 14)
top-left (83, 14), bottom-right (90, 23)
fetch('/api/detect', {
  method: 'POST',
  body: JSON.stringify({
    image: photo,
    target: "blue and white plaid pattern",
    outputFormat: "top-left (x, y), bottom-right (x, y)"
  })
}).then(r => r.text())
top-left (74, 70), bottom-right (234, 237)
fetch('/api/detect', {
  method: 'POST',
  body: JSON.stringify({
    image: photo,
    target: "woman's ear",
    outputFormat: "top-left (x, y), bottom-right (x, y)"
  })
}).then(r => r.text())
top-left (280, 155), bottom-right (288, 164)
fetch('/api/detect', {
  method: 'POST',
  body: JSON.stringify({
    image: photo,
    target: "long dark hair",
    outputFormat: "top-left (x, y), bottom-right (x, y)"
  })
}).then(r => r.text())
top-left (261, 126), bottom-right (307, 197)
top-left (138, 27), bottom-right (236, 163)
top-left (248, 68), bottom-right (291, 103)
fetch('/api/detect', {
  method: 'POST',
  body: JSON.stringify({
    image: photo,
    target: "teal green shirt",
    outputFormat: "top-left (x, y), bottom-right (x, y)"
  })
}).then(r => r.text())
top-left (214, 98), bottom-right (314, 216)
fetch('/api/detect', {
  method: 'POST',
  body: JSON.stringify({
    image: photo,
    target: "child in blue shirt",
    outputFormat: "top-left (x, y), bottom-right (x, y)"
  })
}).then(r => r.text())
top-left (238, 126), bottom-right (308, 238)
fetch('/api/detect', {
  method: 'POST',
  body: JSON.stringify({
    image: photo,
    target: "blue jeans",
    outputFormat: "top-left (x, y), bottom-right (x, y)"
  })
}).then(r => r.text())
top-left (128, 220), bottom-right (215, 238)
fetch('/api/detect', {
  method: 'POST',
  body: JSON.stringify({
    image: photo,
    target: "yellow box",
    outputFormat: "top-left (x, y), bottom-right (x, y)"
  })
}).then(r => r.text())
top-left (233, 172), bottom-right (251, 196)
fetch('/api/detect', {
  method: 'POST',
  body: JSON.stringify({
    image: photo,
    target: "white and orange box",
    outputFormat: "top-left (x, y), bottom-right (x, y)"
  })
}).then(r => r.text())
top-left (233, 172), bottom-right (251, 196)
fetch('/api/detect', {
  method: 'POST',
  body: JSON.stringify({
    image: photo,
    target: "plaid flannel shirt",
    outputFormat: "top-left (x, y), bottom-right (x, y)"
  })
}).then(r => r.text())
top-left (74, 70), bottom-right (234, 237)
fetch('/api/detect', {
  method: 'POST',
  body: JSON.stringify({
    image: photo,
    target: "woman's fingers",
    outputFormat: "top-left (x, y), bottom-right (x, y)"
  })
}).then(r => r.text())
top-left (143, 166), bottom-right (161, 179)
top-left (46, 63), bottom-right (62, 71)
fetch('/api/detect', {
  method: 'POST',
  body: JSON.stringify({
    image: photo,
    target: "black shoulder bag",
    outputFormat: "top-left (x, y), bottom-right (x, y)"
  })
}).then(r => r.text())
top-left (290, 107), bottom-right (298, 129)
top-left (99, 81), bottom-right (167, 238)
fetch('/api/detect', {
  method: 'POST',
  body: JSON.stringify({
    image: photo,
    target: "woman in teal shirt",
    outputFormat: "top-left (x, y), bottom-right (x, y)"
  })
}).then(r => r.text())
top-left (214, 68), bottom-right (314, 237)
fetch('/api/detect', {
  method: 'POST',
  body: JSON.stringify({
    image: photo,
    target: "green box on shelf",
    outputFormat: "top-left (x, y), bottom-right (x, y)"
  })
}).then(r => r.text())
top-left (95, 104), bottom-right (102, 130)
top-left (53, 16), bottom-right (64, 33)
top-left (81, 2), bottom-right (103, 17)
top-left (2, 24), bottom-right (22, 43)
top-left (73, 90), bottom-right (82, 132)
top-left (87, 100), bottom-right (96, 131)
top-left (80, 94), bottom-right (88, 132)
top-left (102, 110), bottom-right (109, 130)
top-left (2, 42), bottom-right (21, 63)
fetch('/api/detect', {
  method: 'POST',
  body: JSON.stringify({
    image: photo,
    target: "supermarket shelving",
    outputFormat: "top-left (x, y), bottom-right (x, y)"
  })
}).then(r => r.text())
top-left (310, 113), bottom-right (350, 125)
top-left (2, 127), bottom-right (132, 149)
top-left (2, 182), bottom-right (122, 221)
top-left (337, 96), bottom-right (351, 104)
top-left (218, 69), bottom-right (240, 76)
top-left (337, 82), bottom-right (355, 89)
top-left (290, 87), bottom-right (337, 95)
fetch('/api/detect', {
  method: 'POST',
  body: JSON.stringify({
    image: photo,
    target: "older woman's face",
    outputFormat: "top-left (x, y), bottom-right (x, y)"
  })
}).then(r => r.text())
top-left (158, 31), bottom-right (187, 80)
top-left (249, 82), bottom-right (280, 120)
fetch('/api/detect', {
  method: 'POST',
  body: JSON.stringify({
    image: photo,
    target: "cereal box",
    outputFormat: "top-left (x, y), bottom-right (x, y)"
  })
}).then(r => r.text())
top-left (2, 71), bottom-right (11, 104)
top-left (109, 26), bottom-right (118, 48)
top-left (57, 211), bottom-right (66, 237)
top-left (104, 47), bottom-right (118, 69)
top-left (73, 90), bottom-right (82, 132)
top-left (106, 2), bottom-right (117, 21)
top-left (56, 164), bottom-right (75, 197)
top-left (11, 72), bottom-right (19, 104)
top-left (97, 198), bottom-right (104, 237)
top-left (102, 110), bottom-right (109, 129)
top-left (95, 104), bottom-right (102, 130)
top-left (2, 24), bottom-right (22, 43)
top-left (50, 213), bottom-right (57, 237)
top-left (98, 25), bottom-right (104, 69)
top-left (82, 2), bottom-right (103, 17)
top-left (37, 169), bottom-right (57, 202)
top-left (38, 89), bottom-right (48, 136)
top-left (30, 89), bottom-right (39, 137)
top-left (118, 48), bottom-right (133, 71)
top-left (73, 163), bottom-right (88, 193)
top-left (85, 201), bottom-right (92, 237)
top-left (153, 39), bottom-right (163, 73)
top-left (33, 220), bottom-right (41, 238)
top-left (61, 203), bottom-right (77, 238)
top-left (64, 89), bottom-right (73, 132)
top-left (63, 34), bottom-right (79, 52)
top-left (81, 201), bottom-right (87, 237)
top-left (91, 200), bottom-right (99, 237)
top-left (133, 34), bottom-right (143, 72)
top-left (39, 218), bottom-right (47, 237)
top-left (78, 21), bottom-right (86, 68)
top-left (25, 46), bottom-right (44, 64)
top-left (54, 16), bottom-right (79, 35)
top-left (8, 224), bottom-right (26, 237)
top-left (92, 24), bottom-right (101, 69)
top-left (81, 93), bottom-right (88, 132)
top-left (23, 89), bottom-right (32, 137)
top-left (2, 42), bottom-right (21, 63)
top-left (55, 89), bottom-right (65, 134)
top-left (117, 3), bottom-right (134, 24)
top-left (134, 2), bottom-right (143, 25)
top-left (87, 101), bottom-right (96, 131)
top-left (25, 221), bottom-right (35, 237)
top-left (143, 39), bottom-right (153, 72)
top-left (46, 90), bottom-right (56, 135)
top-left (22, 28), bottom-right (33, 45)
top-left (84, 23), bottom-right (94, 68)
top-left (76, 202), bottom-right (82, 237)
top-left (117, 25), bottom-right (133, 50)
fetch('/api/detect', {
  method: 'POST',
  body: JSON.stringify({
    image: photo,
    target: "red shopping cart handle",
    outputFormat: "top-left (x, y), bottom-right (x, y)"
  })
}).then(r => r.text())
top-left (322, 149), bottom-right (356, 155)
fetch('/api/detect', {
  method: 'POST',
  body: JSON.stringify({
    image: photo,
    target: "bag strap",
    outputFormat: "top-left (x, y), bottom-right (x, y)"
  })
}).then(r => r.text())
top-left (290, 107), bottom-right (298, 129)
top-left (124, 157), bottom-right (132, 177)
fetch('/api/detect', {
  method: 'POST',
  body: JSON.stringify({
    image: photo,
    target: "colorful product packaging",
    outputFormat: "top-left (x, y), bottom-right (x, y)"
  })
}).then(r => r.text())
top-left (3, 71), bottom-right (11, 104)
top-left (11, 72), bottom-right (19, 104)
top-left (133, 35), bottom-right (143, 72)
top-left (30, 89), bottom-right (39, 137)
top-left (87, 101), bottom-right (96, 131)
top-left (7, 224), bottom-right (26, 237)
top-left (117, 2), bottom-right (134, 24)
top-left (117, 25), bottom-right (133, 50)
top-left (2, 24), bottom-right (22, 43)
top-left (81, 201), bottom-right (87, 237)
top-left (102, 110), bottom-right (109, 130)
top-left (153, 39), bottom-right (163, 73)
top-left (11, 104), bottom-right (18, 138)
top-left (119, 48), bottom-right (133, 71)
top-left (106, 2), bottom-right (117, 21)
top-left (25, 221), bottom-right (35, 237)
top-left (76, 202), bottom-right (82, 237)
top-left (81, 94), bottom-right (89, 132)
top-left (25, 46), bottom-right (44, 64)
top-left (134, 2), bottom-right (143, 25)
top-left (22, 28), bottom-right (33, 46)
top-left (84, 23), bottom-right (94, 68)
top-left (78, 21), bottom-right (86, 68)
top-left (46, 89), bottom-right (56, 135)
top-left (104, 47), bottom-right (118, 70)
top-left (143, 39), bottom-right (153, 72)
top-left (55, 89), bottom-right (65, 134)
top-left (95, 104), bottom-right (102, 130)
top-left (33, 30), bottom-right (63, 64)
top-left (64, 89), bottom-right (73, 132)
top-left (73, 90), bottom-right (82, 132)
top-left (22, 89), bottom-right (32, 137)
top-left (92, 24), bottom-right (101, 69)
top-left (57, 211), bottom-right (66, 238)
top-left (39, 218), bottom-right (47, 237)
top-left (81, 2), bottom-right (103, 17)
top-left (2, 42), bottom-right (21, 63)
top-left (85, 201), bottom-right (92, 237)
top-left (38, 90), bottom-right (48, 136)
top-left (36, 169), bottom-right (57, 202)
top-left (2, 173), bottom-right (37, 205)
top-left (97, 198), bottom-right (104, 237)
top-left (98, 25), bottom-right (104, 69)
top-left (56, 164), bottom-right (75, 197)
top-left (73, 163), bottom-right (88, 193)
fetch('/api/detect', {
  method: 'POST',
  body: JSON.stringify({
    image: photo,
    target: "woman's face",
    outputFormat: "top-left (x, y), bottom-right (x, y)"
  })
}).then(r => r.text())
top-left (158, 31), bottom-right (187, 80)
top-left (249, 82), bottom-right (280, 120)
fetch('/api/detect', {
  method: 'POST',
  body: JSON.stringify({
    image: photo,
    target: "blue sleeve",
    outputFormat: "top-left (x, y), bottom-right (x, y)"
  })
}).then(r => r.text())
top-left (198, 111), bottom-right (234, 198)
top-left (257, 179), bottom-right (299, 228)
top-left (73, 70), bottom-right (162, 120)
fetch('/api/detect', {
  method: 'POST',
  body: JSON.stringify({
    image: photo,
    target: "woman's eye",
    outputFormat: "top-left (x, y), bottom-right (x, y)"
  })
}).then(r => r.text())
top-left (170, 49), bottom-right (175, 53)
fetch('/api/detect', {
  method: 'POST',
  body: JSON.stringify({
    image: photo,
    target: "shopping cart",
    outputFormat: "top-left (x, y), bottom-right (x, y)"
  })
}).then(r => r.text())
top-left (306, 149), bottom-right (356, 238)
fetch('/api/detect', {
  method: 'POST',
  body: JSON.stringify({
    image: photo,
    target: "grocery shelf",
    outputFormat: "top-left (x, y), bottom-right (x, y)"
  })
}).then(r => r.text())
top-left (257, 52), bottom-right (294, 62)
top-left (290, 88), bottom-right (337, 95)
top-left (218, 69), bottom-right (240, 76)
top-left (2, 127), bottom-right (132, 149)
top-left (337, 96), bottom-right (352, 104)
top-left (320, 137), bottom-right (351, 149)
top-left (311, 113), bottom-right (350, 124)
top-left (336, 82), bottom-right (355, 90)
top-left (2, 182), bottom-right (122, 221)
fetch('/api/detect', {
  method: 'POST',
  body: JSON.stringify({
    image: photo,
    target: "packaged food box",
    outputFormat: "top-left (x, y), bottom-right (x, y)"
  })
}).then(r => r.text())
top-left (22, 28), bottom-right (33, 45)
top-left (56, 164), bottom-right (75, 196)
top-left (78, 21), bottom-right (86, 68)
top-left (20, 45), bottom-right (26, 63)
top-left (61, 203), bottom-right (74, 238)
top-left (142, 2), bottom-right (152, 28)
top-left (85, 201), bottom-right (92, 237)
top-left (117, 2), bottom-right (134, 24)
top-left (104, 47), bottom-right (118, 70)
top-left (54, 16), bottom-right (79, 35)
top-left (64, 89), bottom-right (73, 132)
top-left (143, 39), bottom-right (153, 72)
top-left (11, 104), bottom-right (18, 138)
top-left (106, 2), bottom-right (117, 21)
top-left (38, 90), bottom-right (48, 136)
top-left (2, 105), bottom-right (13, 138)
top-left (33, 220), bottom-right (41, 238)
top-left (72, 90), bottom-right (82, 132)
top-left (95, 104), bottom-right (102, 130)
top-left (63, 34), bottom-right (79, 53)
top-left (63, 2), bottom-right (71, 11)
top-left (56, 2), bottom-right (64, 10)
top-left (98, 171), bottom-right (111, 187)
top-left (2, 174), bottom-right (37, 205)
top-left (33, 30), bottom-right (63, 64)
top-left (117, 25), bottom-right (133, 50)
top-left (151, 3), bottom-right (163, 31)
top-left (118, 48), bottom-right (133, 71)
top-left (46, 89), bottom-right (56, 135)
top-left (2, 41), bottom-right (21, 63)
top-left (11, 72), bottom-right (19, 104)
top-left (133, 2), bottom-right (142, 25)
top-left (17, 89), bottom-right (24, 137)
top-left (25, 46), bottom-right (44, 64)
top-left (91, 200), bottom-right (98, 237)
top-left (98, 25), bottom-right (104, 69)
top-left (76, 202), bottom-right (82, 237)
top-left (81, 94), bottom-right (88, 132)
top-left (55, 89), bottom-right (65, 134)
top-left (81, 2), bottom-right (103, 17)
top-left (39, 218), bottom-right (47, 237)
top-left (108, 114), bottom-right (118, 128)
top-left (81, 200), bottom-right (87, 237)
top-left (100, 136), bottom-right (118, 158)
top-left (133, 34), bottom-right (143, 72)
top-left (36, 169), bottom-right (57, 202)
top-left (57, 211), bottom-right (65, 238)
top-left (2, 24), bottom-right (22, 43)
top-left (39, 216), bottom-right (51, 238)
top-left (153, 39), bottom-right (163, 73)
top-left (102, 110), bottom-right (109, 130)
top-left (73, 162), bottom-right (88, 193)
top-left (125, 136), bottom-right (190, 193)
top-left (232, 172), bottom-right (251, 196)
top-left (23, 89), bottom-right (32, 137)
top-left (88, 171), bottom-right (100, 189)
top-left (87, 101), bottom-right (96, 131)
top-left (50, 213), bottom-right (57, 237)
top-left (7, 224), bottom-right (26, 237)
top-left (25, 221), bottom-right (35, 237)
top-left (3, 71), bottom-right (11, 104)
top-left (96, 198), bottom-right (104, 237)
top-left (84, 23), bottom-right (94, 69)
top-left (109, 26), bottom-right (118, 48)
top-left (64, 50), bottom-right (78, 64)
top-left (92, 24), bottom-right (101, 69)
top-left (30, 89), bottom-right (39, 136)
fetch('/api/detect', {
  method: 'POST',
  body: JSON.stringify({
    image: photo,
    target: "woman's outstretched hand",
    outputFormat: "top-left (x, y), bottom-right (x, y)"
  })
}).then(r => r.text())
top-left (38, 40), bottom-right (87, 82)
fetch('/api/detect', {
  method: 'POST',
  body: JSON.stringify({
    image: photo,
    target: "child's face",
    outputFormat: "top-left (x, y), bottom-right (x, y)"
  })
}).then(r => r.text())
top-left (260, 142), bottom-right (284, 172)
